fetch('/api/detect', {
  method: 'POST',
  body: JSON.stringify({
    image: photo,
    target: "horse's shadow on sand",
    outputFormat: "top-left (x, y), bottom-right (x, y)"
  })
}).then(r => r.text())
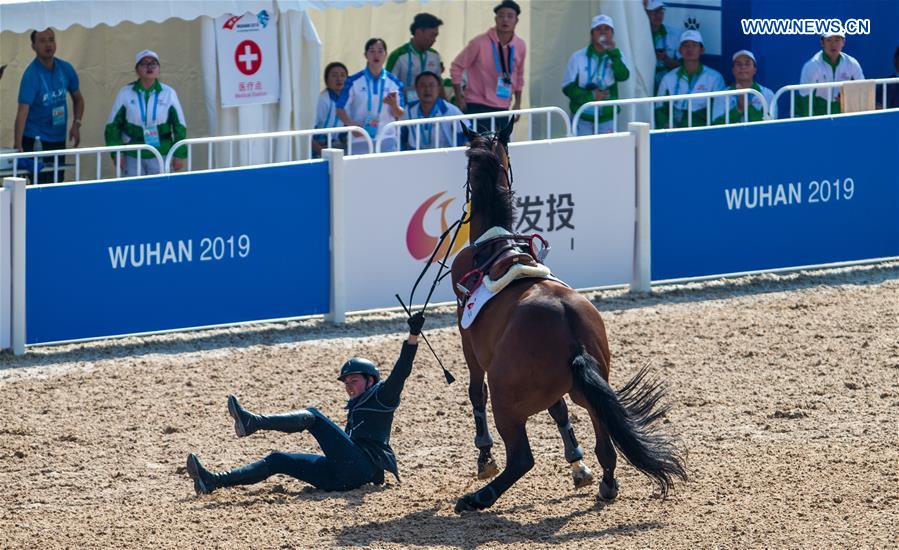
top-left (332, 495), bottom-right (662, 549)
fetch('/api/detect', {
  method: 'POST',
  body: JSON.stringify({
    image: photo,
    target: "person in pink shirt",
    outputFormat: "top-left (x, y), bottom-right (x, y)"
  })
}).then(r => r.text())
top-left (450, 0), bottom-right (526, 133)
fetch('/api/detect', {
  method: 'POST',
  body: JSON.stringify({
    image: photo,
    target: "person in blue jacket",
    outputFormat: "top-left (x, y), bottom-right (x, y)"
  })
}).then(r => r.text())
top-left (186, 312), bottom-right (425, 494)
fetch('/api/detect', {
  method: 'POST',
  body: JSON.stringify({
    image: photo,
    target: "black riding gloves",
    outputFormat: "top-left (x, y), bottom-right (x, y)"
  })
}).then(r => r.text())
top-left (407, 312), bottom-right (426, 335)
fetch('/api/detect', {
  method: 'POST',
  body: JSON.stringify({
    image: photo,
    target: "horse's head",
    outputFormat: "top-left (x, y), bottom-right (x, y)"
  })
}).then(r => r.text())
top-left (461, 121), bottom-right (515, 242)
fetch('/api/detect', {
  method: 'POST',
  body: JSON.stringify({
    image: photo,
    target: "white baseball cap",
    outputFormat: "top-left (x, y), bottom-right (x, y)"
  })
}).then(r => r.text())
top-left (591, 14), bottom-right (614, 31)
top-left (679, 30), bottom-right (704, 46)
top-left (135, 49), bottom-right (160, 65)
top-left (732, 49), bottom-right (756, 64)
top-left (646, 0), bottom-right (665, 11)
top-left (821, 29), bottom-right (845, 39)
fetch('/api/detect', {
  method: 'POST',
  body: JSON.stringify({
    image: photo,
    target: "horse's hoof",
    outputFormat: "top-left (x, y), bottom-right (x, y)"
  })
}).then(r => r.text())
top-left (572, 463), bottom-right (595, 490)
top-left (477, 458), bottom-right (499, 480)
top-left (454, 493), bottom-right (482, 513)
top-left (599, 478), bottom-right (619, 501)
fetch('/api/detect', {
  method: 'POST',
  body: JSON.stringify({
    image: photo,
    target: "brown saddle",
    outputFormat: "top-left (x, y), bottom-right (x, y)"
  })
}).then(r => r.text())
top-left (450, 233), bottom-right (547, 300)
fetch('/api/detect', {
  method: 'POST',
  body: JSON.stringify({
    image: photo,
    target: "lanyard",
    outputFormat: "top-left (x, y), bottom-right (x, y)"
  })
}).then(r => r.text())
top-left (587, 51), bottom-right (608, 87)
top-left (37, 62), bottom-right (63, 98)
top-left (419, 100), bottom-right (446, 145)
top-left (491, 41), bottom-right (514, 77)
top-left (325, 90), bottom-right (339, 127)
top-left (405, 43), bottom-right (428, 87)
top-left (365, 69), bottom-right (387, 115)
top-left (675, 69), bottom-right (701, 97)
top-left (137, 88), bottom-right (159, 126)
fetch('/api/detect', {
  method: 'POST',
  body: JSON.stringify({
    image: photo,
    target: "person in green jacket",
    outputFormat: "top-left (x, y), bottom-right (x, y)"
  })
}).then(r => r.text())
top-left (104, 50), bottom-right (186, 176)
top-left (563, 14), bottom-right (630, 135)
top-left (712, 50), bottom-right (774, 125)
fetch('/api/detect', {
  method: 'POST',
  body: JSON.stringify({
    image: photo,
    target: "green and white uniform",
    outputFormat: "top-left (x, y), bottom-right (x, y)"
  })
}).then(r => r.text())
top-left (652, 23), bottom-right (680, 93)
top-left (797, 50), bottom-right (865, 117)
top-left (711, 82), bottom-right (773, 125)
top-left (386, 41), bottom-right (443, 105)
top-left (562, 45), bottom-right (630, 135)
top-left (654, 63), bottom-right (725, 128)
top-left (104, 80), bottom-right (187, 176)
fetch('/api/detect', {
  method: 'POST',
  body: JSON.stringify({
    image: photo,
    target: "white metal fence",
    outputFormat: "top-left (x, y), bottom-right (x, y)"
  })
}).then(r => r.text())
top-left (376, 106), bottom-right (572, 152)
top-left (573, 88), bottom-right (771, 133)
top-left (164, 127), bottom-right (372, 173)
top-left (769, 76), bottom-right (899, 119)
top-left (0, 144), bottom-right (164, 183)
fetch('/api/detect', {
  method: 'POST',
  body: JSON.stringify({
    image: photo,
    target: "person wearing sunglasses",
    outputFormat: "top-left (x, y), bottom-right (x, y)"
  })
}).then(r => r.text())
top-left (104, 50), bottom-right (187, 176)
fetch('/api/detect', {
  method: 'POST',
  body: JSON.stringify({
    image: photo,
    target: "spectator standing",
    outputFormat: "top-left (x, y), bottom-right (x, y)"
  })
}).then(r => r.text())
top-left (104, 50), bottom-right (187, 176)
top-left (654, 30), bottom-right (724, 128)
top-left (312, 62), bottom-right (348, 157)
top-left (336, 38), bottom-right (405, 153)
top-left (14, 28), bottom-right (84, 184)
top-left (797, 30), bottom-right (864, 117)
top-left (386, 13), bottom-right (444, 105)
top-left (875, 46), bottom-right (898, 109)
top-left (562, 14), bottom-right (630, 136)
top-left (646, 0), bottom-right (679, 94)
top-left (403, 71), bottom-right (468, 150)
top-left (712, 50), bottom-right (774, 125)
top-left (450, 0), bottom-right (526, 133)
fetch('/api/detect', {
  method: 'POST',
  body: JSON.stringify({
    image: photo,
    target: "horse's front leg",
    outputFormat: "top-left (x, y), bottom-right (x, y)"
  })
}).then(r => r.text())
top-left (463, 337), bottom-right (499, 480)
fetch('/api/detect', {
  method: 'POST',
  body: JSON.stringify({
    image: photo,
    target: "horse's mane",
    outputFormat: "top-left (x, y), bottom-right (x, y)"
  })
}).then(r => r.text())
top-left (466, 135), bottom-right (516, 231)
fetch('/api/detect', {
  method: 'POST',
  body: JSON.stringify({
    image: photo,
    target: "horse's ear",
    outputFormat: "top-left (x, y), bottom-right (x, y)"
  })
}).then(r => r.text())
top-left (498, 119), bottom-right (514, 146)
top-left (461, 121), bottom-right (478, 142)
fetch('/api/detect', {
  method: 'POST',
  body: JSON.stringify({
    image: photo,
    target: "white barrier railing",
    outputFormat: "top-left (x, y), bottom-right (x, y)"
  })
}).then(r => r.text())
top-left (0, 144), bottom-right (164, 183)
top-left (573, 88), bottom-right (770, 132)
top-left (376, 106), bottom-right (571, 152)
top-left (769, 77), bottom-right (899, 119)
top-left (164, 127), bottom-right (372, 172)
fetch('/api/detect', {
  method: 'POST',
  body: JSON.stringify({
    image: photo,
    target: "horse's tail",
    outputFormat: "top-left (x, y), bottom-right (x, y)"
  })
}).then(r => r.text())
top-left (569, 349), bottom-right (687, 497)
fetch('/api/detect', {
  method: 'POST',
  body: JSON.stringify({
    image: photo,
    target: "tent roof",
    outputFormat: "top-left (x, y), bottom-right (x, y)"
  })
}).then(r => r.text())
top-left (0, 0), bottom-right (380, 34)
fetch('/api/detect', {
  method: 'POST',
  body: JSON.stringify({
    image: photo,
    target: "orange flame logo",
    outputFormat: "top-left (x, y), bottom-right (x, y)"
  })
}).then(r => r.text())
top-left (406, 192), bottom-right (469, 262)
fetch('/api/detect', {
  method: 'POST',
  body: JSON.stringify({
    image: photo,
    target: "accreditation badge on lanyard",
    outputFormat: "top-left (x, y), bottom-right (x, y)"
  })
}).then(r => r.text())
top-left (363, 70), bottom-right (387, 138)
top-left (41, 67), bottom-right (67, 127)
top-left (492, 42), bottom-right (514, 100)
top-left (138, 90), bottom-right (162, 148)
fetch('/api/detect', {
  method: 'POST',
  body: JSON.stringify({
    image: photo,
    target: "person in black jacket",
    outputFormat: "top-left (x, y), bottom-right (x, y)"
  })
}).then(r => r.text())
top-left (186, 312), bottom-right (425, 495)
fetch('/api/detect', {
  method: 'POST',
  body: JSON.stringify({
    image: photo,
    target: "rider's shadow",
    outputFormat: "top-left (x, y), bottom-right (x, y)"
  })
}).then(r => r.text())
top-left (194, 482), bottom-right (389, 511)
top-left (332, 497), bottom-right (663, 549)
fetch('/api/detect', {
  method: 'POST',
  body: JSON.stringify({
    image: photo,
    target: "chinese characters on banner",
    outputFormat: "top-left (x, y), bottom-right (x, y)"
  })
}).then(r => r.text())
top-left (215, 11), bottom-right (280, 107)
top-left (515, 193), bottom-right (575, 233)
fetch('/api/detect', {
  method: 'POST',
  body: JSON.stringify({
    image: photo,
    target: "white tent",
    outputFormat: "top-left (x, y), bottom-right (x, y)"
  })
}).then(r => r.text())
top-left (0, 0), bottom-right (384, 167)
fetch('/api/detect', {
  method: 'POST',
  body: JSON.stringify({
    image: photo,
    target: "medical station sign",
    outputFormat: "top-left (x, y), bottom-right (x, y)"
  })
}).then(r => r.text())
top-left (215, 11), bottom-right (280, 107)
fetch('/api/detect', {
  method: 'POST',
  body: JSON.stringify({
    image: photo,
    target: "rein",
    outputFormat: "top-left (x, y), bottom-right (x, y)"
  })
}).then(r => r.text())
top-left (397, 128), bottom-right (513, 385)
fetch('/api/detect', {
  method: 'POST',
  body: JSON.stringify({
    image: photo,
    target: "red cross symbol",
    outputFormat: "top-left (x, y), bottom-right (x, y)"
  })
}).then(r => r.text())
top-left (234, 40), bottom-right (262, 76)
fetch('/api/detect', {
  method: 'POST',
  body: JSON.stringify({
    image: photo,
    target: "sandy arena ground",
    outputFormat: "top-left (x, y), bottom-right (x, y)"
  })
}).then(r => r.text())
top-left (1, 262), bottom-right (897, 549)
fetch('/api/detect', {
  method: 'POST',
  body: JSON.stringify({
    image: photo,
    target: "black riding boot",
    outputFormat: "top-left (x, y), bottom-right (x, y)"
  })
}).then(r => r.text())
top-left (186, 453), bottom-right (272, 495)
top-left (228, 395), bottom-right (315, 437)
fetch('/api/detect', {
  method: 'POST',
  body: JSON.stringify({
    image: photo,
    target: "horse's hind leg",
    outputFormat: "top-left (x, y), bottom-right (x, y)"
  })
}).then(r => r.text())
top-left (548, 399), bottom-right (594, 489)
top-left (464, 342), bottom-right (499, 480)
top-left (455, 411), bottom-right (533, 512)
top-left (588, 408), bottom-right (620, 500)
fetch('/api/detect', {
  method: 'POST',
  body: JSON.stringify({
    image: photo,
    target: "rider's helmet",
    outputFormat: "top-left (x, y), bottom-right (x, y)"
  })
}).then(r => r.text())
top-left (337, 357), bottom-right (381, 383)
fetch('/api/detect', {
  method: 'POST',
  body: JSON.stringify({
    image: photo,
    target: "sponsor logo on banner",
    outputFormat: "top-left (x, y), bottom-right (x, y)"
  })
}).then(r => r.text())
top-left (406, 191), bottom-right (469, 262)
top-left (215, 11), bottom-right (280, 107)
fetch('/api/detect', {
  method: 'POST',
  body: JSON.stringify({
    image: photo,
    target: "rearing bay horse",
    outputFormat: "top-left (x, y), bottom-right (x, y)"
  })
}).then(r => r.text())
top-left (449, 124), bottom-right (686, 512)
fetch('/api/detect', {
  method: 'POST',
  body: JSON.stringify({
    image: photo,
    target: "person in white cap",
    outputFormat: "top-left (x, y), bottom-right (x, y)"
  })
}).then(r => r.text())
top-left (562, 14), bottom-right (631, 135)
top-left (645, 0), bottom-right (680, 94)
top-left (104, 50), bottom-right (187, 176)
top-left (654, 30), bottom-right (725, 128)
top-left (712, 50), bottom-right (774, 125)
top-left (797, 31), bottom-right (865, 117)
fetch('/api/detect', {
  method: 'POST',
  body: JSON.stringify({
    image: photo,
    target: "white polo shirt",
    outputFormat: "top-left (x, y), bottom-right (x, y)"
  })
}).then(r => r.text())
top-left (314, 89), bottom-right (344, 131)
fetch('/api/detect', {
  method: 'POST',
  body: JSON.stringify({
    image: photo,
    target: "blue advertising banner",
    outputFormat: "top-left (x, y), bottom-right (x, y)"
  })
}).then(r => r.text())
top-left (26, 162), bottom-right (330, 343)
top-left (651, 110), bottom-right (899, 280)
